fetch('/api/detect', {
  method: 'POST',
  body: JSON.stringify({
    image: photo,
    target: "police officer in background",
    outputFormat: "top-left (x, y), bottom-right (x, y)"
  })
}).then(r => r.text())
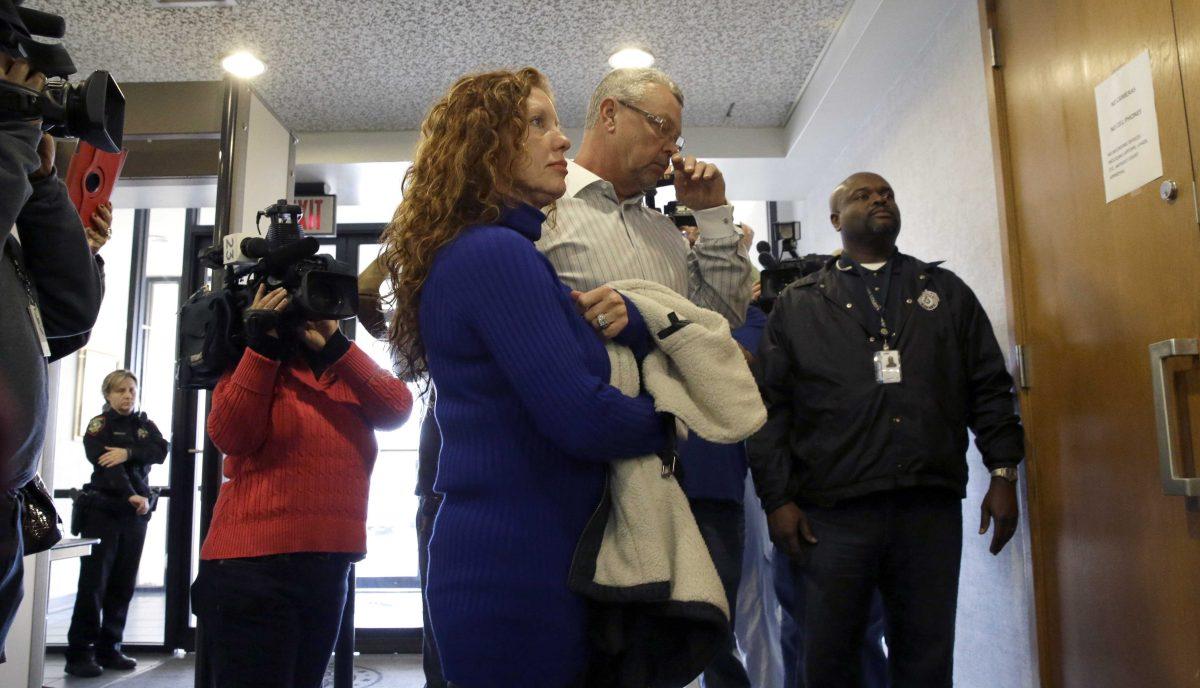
top-left (748, 172), bottom-right (1025, 688)
top-left (66, 370), bottom-right (167, 677)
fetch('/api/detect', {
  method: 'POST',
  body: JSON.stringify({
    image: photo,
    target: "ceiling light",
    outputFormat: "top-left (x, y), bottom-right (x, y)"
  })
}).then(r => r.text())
top-left (221, 51), bottom-right (265, 79)
top-left (608, 48), bottom-right (654, 70)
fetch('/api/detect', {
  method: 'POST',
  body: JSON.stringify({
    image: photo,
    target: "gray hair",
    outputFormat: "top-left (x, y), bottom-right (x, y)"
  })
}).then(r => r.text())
top-left (584, 68), bottom-right (684, 129)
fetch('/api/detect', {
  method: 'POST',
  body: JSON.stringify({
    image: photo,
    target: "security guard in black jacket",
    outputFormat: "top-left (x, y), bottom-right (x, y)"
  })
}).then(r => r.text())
top-left (65, 370), bottom-right (168, 678)
top-left (748, 172), bottom-right (1024, 688)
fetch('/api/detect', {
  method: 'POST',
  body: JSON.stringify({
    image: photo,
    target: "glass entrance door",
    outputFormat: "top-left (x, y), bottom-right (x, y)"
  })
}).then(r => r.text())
top-left (344, 238), bottom-right (426, 639)
top-left (45, 207), bottom-right (199, 650)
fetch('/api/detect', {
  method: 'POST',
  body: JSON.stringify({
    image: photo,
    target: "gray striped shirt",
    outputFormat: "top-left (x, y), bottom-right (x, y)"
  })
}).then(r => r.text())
top-left (535, 161), bottom-right (753, 327)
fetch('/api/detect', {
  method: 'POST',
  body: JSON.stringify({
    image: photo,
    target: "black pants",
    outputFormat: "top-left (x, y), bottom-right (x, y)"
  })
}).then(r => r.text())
top-left (798, 488), bottom-right (962, 688)
top-left (690, 498), bottom-right (752, 688)
top-left (67, 506), bottom-right (148, 655)
top-left (0, 492), bottom-right (24, 664)
top-left (418, 494), bottom-right (447, 688)
top-left (192, 553), bottom-right (352, 688)
top-left (775, 552), bottom-right (888, 688)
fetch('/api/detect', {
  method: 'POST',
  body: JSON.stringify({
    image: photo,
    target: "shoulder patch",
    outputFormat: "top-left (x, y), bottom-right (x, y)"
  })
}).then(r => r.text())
top-left (86, 416), bottom-right (105, 436)
top-left (137, 427), bottom-right (149, 440)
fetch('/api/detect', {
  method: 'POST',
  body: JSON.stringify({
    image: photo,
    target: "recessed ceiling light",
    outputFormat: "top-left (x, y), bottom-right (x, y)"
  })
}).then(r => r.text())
top-left (608, 48), bottom-right (654, 70)
top-left (221, 51), bottom-right (265, 79)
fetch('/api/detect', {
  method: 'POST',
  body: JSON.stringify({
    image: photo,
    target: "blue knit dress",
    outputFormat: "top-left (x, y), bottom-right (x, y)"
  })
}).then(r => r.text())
top-left (420, 204), bottom-right (666, 688)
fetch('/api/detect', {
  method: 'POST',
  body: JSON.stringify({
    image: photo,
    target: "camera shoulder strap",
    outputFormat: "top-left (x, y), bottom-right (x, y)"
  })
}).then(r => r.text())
top-left (0, 79), bottom-right (41, 122)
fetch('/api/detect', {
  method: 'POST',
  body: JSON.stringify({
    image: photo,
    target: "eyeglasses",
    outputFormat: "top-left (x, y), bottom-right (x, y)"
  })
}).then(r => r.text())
top-left (618, 100), bottom-right (685, 152)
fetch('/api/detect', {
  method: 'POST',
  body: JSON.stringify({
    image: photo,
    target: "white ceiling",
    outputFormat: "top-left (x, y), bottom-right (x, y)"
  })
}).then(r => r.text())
top-left (279, 0), bottom-right (970, 208)
top-left (25, 0), bottom-right (852, 132)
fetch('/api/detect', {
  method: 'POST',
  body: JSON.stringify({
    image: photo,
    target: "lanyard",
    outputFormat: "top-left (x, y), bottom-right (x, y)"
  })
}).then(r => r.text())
top-left (857, 262), bottom-right (895, 350)
top-left (5, 237), bottom-right (51, 358)
top-left (4, 238), bottom-right (37, 309)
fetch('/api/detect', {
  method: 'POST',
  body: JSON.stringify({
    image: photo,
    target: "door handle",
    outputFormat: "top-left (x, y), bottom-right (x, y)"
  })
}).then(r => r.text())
top-left (1149, 338), bottom-right (1200, 496)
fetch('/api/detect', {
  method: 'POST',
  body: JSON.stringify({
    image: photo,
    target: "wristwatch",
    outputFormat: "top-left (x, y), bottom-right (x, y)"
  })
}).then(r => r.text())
top-left (990, 466), bottom-right (1019, 483)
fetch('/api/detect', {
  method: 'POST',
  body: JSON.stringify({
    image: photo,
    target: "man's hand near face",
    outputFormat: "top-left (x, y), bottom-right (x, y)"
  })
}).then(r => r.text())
top-left (672, 154), bottom-right (727, 211)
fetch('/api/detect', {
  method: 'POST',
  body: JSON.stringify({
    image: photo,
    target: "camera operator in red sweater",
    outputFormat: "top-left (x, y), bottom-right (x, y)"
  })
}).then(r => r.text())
top-left (191, 284), bottom-right (413, 688)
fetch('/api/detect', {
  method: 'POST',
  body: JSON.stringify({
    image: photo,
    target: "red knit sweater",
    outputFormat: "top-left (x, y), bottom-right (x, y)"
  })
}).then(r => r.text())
top-left (200, 342), bottom-right (413, 560)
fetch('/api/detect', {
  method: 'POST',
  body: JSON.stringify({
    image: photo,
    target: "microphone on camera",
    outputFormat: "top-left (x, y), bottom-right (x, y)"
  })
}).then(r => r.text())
top-left (756, 241), bottom-right (778, 268)
top-left (241, 236), bottom-right (320, 274)
top-left (16, 7), bottom-right (67, 40)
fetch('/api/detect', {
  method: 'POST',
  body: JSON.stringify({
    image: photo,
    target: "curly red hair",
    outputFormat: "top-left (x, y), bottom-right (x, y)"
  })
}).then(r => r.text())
top-left (380, 67), bottom-right (550, 380)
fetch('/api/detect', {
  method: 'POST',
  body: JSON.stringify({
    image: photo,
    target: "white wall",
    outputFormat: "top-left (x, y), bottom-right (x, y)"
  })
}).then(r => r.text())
top-left (794, 3), bottom-right (1038, 687)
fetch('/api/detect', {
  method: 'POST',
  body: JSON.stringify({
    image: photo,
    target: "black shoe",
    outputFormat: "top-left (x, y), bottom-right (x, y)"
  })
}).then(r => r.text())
top-left (96, 651), bottom-right (138, 670)
top-left (64, 656), bottom-right (103, 678)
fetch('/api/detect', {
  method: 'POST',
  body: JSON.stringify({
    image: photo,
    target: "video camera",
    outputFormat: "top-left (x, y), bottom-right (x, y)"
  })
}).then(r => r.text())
top-left (231, 199), bottom-right (359, 321)
top-left (177, 200), bottom-right (359, 390)
top-left (756, 239), bottom-right (830, 313)
top-left (0, 0), bottom-right (125, 152)
top-left (663, 200), bottom-right (696, 229)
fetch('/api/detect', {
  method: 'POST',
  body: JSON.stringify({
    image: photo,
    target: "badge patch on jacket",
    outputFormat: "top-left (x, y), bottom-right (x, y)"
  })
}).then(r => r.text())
top-left (86, 417), bottom-right (105, 436)
top-left (918, 290), bottom-right (940, 311)
top-left (137, 428), bottom-right (149, 440)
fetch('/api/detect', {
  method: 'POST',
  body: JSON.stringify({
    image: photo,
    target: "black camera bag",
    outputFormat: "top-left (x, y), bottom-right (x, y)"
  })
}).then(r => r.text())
top-left (177, 289), bottom-right (239, 390)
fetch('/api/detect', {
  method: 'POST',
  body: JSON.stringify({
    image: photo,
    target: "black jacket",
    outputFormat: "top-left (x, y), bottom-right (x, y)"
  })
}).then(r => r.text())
top-left (82, 408), bottom-right (169, 504)
top-left (0, 121), bottom-right (104, 494)
top-left (747, 252), bottom-right (1024, 511)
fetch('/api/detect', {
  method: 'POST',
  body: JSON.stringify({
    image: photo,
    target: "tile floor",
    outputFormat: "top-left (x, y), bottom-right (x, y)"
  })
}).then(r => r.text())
top-left (46, 589), bottom-right (424, 645)
top-left (42, 652), bottom-right (426, 687)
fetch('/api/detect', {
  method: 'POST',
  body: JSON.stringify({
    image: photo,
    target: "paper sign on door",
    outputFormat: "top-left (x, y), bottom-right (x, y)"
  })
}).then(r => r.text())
top-left (1094, 50), bottom-right (1165, 203)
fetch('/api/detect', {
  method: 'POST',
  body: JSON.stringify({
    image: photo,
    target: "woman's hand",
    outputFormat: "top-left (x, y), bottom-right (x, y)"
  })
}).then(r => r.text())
top-left (300, 320), bottom-right (340, 351)
top-left (571, 286), bottom-right (629, 340)
top-left (128, 495), bottom-right (150, 516)
top-left (85, 203), bottom-right (113, 254)
top-left (31, 132), bottom-right (55, 180)
top-left (247, 284), bottom-right (289, 339)
top-left (98, 446), bottom-right (129, 468)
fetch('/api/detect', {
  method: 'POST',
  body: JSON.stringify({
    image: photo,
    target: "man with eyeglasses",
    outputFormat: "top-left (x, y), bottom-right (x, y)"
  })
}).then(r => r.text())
top-left (536, 67), bottom-right (752, 334)
top-left (535, 67), bottom-right (755, 688)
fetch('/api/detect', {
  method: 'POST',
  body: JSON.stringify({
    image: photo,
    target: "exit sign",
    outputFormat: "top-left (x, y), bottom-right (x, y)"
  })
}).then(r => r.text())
top-left (296, 194), bottom-right (336, 235)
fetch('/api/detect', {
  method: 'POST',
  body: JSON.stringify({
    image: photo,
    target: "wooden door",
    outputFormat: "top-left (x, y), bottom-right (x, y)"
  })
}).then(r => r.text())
top-left (988, 0), bottom-right (1200, 686)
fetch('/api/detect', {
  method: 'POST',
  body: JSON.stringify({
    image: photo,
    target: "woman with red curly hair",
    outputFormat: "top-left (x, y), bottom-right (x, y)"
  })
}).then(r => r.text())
top-left (381, 68), bottom-right (667, 687)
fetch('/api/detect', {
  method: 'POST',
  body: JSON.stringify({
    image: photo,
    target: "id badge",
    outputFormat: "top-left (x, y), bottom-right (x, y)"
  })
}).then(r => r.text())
top-left (874, 349), bottom-right (902, 384)
top-left (28, 304), bottom-right (50, 358)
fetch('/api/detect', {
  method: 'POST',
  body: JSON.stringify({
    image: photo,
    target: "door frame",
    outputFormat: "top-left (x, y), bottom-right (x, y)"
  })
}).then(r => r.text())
top-left (163, 212), bottom-right (213, 651)
top-left (974, 0), bottom-right (1045, 679)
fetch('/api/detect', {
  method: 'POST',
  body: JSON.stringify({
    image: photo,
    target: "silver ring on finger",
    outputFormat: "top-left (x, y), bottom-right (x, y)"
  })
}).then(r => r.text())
top-left (596, 313), bottom-right (610, 330)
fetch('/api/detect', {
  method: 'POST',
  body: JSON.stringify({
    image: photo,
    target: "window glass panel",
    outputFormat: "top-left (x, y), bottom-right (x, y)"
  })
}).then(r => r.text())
top-left (141, 281), bottom-right (179, 476)
top-left (146, 209), bottom-right (186, 277)
top-left (49, 208), bottom-right (135, 500)
top-left (351, 240), bottom-right (423, 629)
